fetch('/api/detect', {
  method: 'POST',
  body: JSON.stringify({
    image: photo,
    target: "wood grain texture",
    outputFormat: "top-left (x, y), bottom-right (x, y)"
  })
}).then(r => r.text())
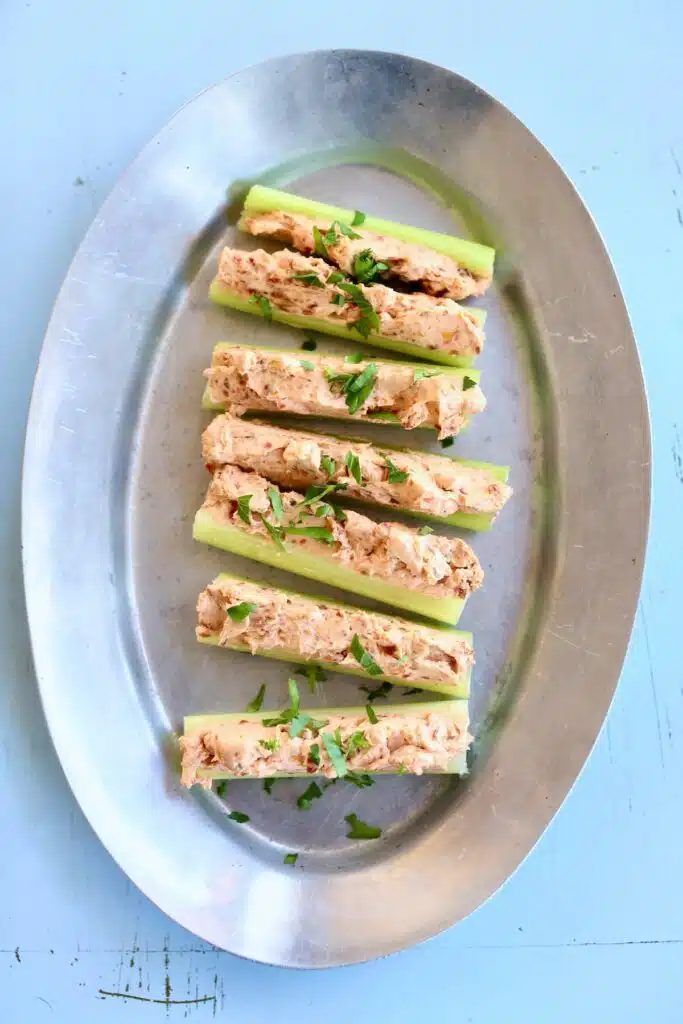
top-left (0, 0), bottom-right (680, 1019)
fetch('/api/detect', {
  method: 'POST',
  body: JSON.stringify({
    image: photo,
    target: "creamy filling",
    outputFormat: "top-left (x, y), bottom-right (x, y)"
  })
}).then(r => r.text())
top-left (215, 247), bottom-right (484, 357)
top-left (204, 347), bottom-right (485, 440)
top-left (202, 464), bottom-right (483, 599)
top-left (180, 709), bottom-right (471, 787)
top-left (240, 209), bottom-right (491, 300)
top-left (196, 578), bottom-right (474, 685)
top-left (202, 416), bottom-right (512, 520)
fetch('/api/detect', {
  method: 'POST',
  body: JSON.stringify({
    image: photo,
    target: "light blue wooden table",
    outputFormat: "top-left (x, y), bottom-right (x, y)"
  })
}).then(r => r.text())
top-left (2, 1), bottom-right (680, 1019)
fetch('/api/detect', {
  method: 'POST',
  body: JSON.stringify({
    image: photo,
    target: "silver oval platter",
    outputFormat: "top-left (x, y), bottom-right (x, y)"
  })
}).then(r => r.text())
top-left (22, 51), bottom-right (650, 967)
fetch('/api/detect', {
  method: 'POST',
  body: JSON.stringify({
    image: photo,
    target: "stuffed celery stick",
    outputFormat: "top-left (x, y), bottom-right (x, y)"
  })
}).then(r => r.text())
top-left (194, 462), bottom-right (483, 625)
top-left (209, 248), bottom-right (485, 367)
top-left (202, 416), bottom-right (512, 532)
top-left (180, 698), bottom-right (471, 787)
top-left (239, 184), bottom-right (494, 299)
top-left (196, 573), bottom-right (474, 698)
top-left (203, 343), bottom-right (484, 440)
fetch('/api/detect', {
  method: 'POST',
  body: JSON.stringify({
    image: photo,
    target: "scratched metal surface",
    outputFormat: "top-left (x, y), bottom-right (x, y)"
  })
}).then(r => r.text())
top-left (1, 0), bottom-right (681, 1019)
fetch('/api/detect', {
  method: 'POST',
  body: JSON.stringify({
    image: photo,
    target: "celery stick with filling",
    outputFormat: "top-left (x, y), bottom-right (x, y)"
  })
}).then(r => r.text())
top-left (202, 415), bottom-right (512, 532)
top-left (196, 573), bottom-right (473, 698)
top-left (180, 698), bottom-right (471, 787)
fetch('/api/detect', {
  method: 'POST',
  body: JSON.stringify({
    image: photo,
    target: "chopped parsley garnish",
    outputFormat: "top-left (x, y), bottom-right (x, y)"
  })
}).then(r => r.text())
top-left (313, 225), bottom-right (329, 258)
top-left (331, 504), bottom-right (347, 522)
top-left (331, 292), bottom-right (346, 306)
top-left (402, 687), bottom-right (423, 697)
top-left (384, 457), bottom-right (409, 484)
top-left (322, 730), bottom-right (348, 777)
top-left (267, 486), bottom-right (284, 522)
top-left (245, 683), bottom-right (266, 712)
top-left (259, 513), bottom-right (285, 549)
top-left (345, 730), bottom-right (370, 757)
top-left (284, 853), bottom-right (298, 865)
top-left (299, 482), bottom-right (347, 507)
top-left (227, 602), bottom-right (257, 623)
top-left (345, 771), bottom-right (374, 789)
top-left (215, 781), bottom-right (227, 798)
top-left (344, 450), bottom-right (364, 485)
top-left (337, 282), bottom-right (381, 340)
top-left (351, 210), bottom-right (366, 226)
top-left (417, 526), bottom-right (434, 536)
top-left (309, 743), bottom-right (321, 766)
top-left (396, 654), bottom-right (410, 665)
top-left (413, 368), bottom-right (441, 382)
top-left (300, 359), bottom-right (316, 370)
top-left (289, 711), bottom-right (329, 738)
top-left (327, 270), bottom-right (345, 284)
top-left (440, 437), bottom-right (455, 448)
top-left (462, 375), bottom-right (477, 391)
top-left (321, 455), bottom-right (336, 476)
top-left (284, 525), bottom-right (335, 544)
top-left (326, 363), bottom-right (378, 415)
top-left (227, 810), bottom-right (250, 823)
top-left (248, 294), bottom-right (273, 321)
top-left (360, 681), bottom-right (393, 702)
top-left (262, 678), bottom-right (327, 738)
top-left (292, 272), bottom-right (324, 287)
top-left (350, 635), bottom-right (383, 676)
top-left (366, 704), bottom-right (378, 724)
top-left (345, 813), bottom-right (381, 840)
top-left (301, 337), bottom-right (317, 351)
top-left (237, 494), bottom-right (252, 525)
top-left (260, 737), bottom-right (279, 752)
top-left (297, 781), bottom-right (323, 810)
top-left (345, 351), bottom-right (365, 363)
top-left (323, 220), bottom-right (362, 246)
top-left (296, 663), bottom-right (327, 694)
top-left (263, 778), bottom-right (276, 795)
top-left (353, 248), bottom-right (389, 284)
top-left (397, 764), bottom-right (408, 775)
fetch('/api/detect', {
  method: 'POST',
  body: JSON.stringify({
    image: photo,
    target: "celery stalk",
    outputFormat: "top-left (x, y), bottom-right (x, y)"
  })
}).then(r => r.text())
top-left (208, 279), bottom-right (483, 369)
top-left (202, 341), bottom-right (481, 431)
top-left (193, 506), bottom-right (467, 625)
top-left (240, 184), bottom-right (495, 278)
top-left (185, 700), bottom-right (470, 779)
top-left (198, 572), bottom-right (472, 698)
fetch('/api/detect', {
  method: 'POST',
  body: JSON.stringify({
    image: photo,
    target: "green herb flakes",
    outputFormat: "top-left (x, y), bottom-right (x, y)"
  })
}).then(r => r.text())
top-left (352, 248), bottom-right (389, 284)
top-left (245, 683), bottom-right (266, 712)
top-left (215, 781), bottom-right (227, 798)
top-left (345, 351), bottom-right (365, 363)
top-left (366, 704), bottom-right (378, 724)
top-left (413, 368), bottom-right (441, 382)
top-left (462, 376), bottom-right (477, 391)
top-left (292, 272), bottom-right (324, 287)
top-left (260, 737), bottom-right (279, 752)
top-left (384, 457), bottom-right (409, 484)
top-left (228, 810), bottom-right (250, 823)
top-left (237, 494), bottom-right (253, 525)
top-left (259, 513), bottom-right (285, 549)
top-left (300, 359), bottom-right (316, 370)
top-left (227, 602), bottom-right (257, 623)
top-left (248, 294), bottom-right (272, 321)
top-left (350, 634), bottom-right (383, 676)
top-left (351, 210), bottom-right (366, 226)
top-left (297, 781), bottom-right (323, 810)
top-left (345, 813), bottom-right (381, 840)
top-left (344, 451), bottom-right (364, 485)
top-left (301, 337), bottom-right (317, 351)
top-left (321, 455), bottom-right (336, 476)
top-left (440, 436), bottom-right (455, 449)
top-left (284, 525), bottom-right (335, 544)
top-left (267, 486), bottom-right (284, 522)
top-left (283, 853), bottom-right (298, 865)
top-left (345, 771), bottom-right (374, 789)
top-left (322, 731), bottom-right (348, 778)
top-left (417, 526), bottom-right (434, 536)
top-left (263, 778), bottom-right (276, 795)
